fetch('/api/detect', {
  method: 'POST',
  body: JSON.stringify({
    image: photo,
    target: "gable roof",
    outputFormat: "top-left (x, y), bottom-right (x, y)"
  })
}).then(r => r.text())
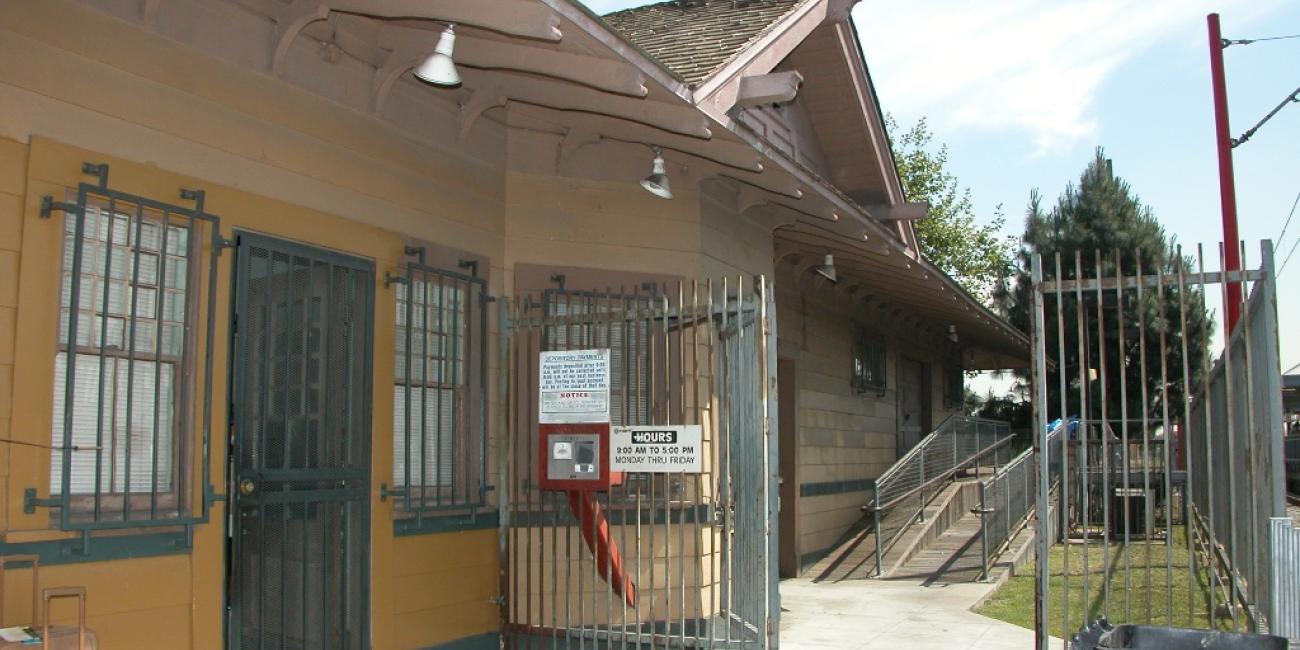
top-left (601, 0), bottom-right (806, 86)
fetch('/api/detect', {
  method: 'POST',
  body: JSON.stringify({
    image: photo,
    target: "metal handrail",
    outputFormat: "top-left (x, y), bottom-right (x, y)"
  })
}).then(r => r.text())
top-left (977, 422), bottom-right (1065, 580)
top-left (862, 415), bottom-right (1014, 577)
top-left (868, 416), bottom-right (1016, 512)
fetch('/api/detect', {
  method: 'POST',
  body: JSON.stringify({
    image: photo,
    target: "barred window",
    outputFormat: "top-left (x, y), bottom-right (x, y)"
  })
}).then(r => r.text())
top-left (851, 331), bottom-right (886, 395)
top-left (392, 264), bottom-right (485, 515)
top-left (51, 203), bottom-right (189, 498)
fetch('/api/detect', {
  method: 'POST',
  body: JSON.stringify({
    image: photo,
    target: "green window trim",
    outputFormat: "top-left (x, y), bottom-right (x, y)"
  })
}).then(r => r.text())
top-left (0, 529), bottom-right (191, 566)
top-left (393, 510), bottom-right (499, 536)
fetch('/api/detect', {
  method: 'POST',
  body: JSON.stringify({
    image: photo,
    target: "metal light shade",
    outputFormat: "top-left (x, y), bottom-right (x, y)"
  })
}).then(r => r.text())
top-left (414, 25), bottom-right (460, 87)
top-left (640, 152), bottom-right (673, 199)
top-left (814, 253), bottom-right (837, 283)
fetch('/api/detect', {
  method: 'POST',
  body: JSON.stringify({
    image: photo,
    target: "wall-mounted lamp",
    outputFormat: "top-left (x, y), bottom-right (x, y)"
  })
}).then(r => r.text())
top-left (814, 253), bottom-right (837, 284)
top-left (947, 324), bottom-right (959, 344)
top-left (414, 24), bottom-right (461, 87)
top-left (640, 147), bottom-right (672, 199)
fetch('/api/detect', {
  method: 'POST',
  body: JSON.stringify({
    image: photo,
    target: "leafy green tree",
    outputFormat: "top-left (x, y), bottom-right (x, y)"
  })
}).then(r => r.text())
top-left (999, 149), bottom-right (1213, 425)
top-left (887, 116), bottom-right (1016, 306)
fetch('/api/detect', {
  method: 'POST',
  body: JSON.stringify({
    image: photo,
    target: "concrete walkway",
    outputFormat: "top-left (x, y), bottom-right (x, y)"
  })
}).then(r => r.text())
top-left (779, 576), bottom-right (1038, 649)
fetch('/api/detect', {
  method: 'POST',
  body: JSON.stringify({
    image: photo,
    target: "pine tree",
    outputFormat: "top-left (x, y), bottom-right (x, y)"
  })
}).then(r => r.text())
top-left (999, 149), bottom-right (1214, 427)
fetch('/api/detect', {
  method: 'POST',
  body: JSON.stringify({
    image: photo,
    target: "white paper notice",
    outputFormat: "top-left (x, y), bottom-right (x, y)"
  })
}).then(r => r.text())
top-left (538, 349), bottom-right (611, 423)
top-left (610, 425), bottom-right (703, 473)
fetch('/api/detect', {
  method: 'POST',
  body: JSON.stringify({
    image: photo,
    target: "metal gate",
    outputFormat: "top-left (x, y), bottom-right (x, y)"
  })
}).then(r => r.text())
top-left (228, 232), bottom-right (373, 649)
top-left (500, 277), bottom-right (779, 648)
top-left (1027, 242), bottom-right (1287, 646)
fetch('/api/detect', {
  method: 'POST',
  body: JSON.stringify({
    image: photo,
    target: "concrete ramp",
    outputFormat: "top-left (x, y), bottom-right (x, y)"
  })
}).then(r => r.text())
top-left (808, 479), bottom-right (984, 582)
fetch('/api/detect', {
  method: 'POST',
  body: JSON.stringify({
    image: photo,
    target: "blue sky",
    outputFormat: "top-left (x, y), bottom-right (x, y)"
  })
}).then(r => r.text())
top-left (581, 0), bottom-right (1300, 376)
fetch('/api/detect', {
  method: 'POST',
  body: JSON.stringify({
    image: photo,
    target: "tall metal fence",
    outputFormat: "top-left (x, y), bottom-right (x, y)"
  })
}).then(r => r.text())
top-left (1184, 248), bottom-right (1287, 633)
top-left (1268, 516), bottom-right (1300, 644)
top-left (500, 277), bottom-right (779, 649)
top-left (866, 416), bottom-right (1014, 576)
top-left (1028, 242), bottom-right (1287, 646)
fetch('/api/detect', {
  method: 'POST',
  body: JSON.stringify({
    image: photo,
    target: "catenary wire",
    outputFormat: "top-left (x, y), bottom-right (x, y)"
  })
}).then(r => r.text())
top-left (1223, 33), bottom-right (1300, 46)
top-left (1232, 84), bottom-right (1300, 147)
top-left (1278, 232), bottom-right (1300, 277)
top-left (1277, 192), bottom-right (1300, 249)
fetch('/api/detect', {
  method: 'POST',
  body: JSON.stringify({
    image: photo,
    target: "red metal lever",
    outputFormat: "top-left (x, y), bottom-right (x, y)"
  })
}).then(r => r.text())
top-left (568, 490), bottom-right (636, 607)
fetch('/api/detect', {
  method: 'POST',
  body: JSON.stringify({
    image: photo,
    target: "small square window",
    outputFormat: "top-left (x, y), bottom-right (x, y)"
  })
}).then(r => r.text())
top-left (851, 331), bottom-right (886, 395)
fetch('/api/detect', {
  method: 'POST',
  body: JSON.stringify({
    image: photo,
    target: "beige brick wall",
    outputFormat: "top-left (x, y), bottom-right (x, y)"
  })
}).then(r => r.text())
top-left (775, 270), bottom-right (963, 569)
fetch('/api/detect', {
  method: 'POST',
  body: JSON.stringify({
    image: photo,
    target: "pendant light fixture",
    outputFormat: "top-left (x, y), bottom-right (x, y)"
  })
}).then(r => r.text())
top-left (640, 147), bottom-right (673, 199)
top-left (414, 24), bottom-right (461, 88)
top-left (814, 253), bottom-right (837, 283)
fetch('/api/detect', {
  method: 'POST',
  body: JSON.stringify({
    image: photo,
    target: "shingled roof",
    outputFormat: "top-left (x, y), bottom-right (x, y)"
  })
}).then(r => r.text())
top-left (601, 0), bottom-right (807, 86)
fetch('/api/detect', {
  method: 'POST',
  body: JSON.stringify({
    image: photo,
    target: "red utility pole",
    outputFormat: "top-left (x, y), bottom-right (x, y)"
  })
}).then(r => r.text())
top-left (1208, 13), bottom-right (1243, 332)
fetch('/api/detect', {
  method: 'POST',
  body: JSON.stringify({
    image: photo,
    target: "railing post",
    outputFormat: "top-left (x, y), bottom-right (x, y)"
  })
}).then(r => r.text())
top-left (979, 482), bottom-right (991, 581)
top-left (873, 491), bottom-right (883, 578)
top-left (918, 446), bottom-right (927, 523)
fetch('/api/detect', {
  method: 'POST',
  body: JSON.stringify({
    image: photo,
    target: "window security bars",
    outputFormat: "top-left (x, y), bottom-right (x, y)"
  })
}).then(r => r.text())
top-left (851, 331), bottom-right (886, 395)
top-left (389, 255), bottom-right (489, 523)
top-left (30, 163), bottom-right (221, 534)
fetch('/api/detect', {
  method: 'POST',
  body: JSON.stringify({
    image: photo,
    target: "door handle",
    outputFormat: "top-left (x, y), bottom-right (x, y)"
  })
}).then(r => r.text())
top-left (239, 478), bottom-right (256, 496)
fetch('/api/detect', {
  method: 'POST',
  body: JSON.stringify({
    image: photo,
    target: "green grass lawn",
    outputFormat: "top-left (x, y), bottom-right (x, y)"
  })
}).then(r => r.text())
top-left (975, 527), bottom-right (1244, 639)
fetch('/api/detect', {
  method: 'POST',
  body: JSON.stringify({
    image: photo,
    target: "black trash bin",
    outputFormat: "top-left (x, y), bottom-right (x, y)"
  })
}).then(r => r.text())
top-left (1072, 619), bottom-right (1289, 649)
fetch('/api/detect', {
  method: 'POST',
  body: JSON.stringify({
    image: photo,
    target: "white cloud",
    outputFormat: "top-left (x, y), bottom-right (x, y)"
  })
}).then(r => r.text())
top-left (852, 0), bottom-right (1285, 156)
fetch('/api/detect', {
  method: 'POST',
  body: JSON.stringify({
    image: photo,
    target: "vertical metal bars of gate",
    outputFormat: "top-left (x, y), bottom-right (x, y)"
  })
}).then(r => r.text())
top-left (388, 253), bottom-right (490, 530)
top-left (29, 163), bottom-right (222, 541)
top-left (499, 277), bottom-right (778, 649)
top-left (1028, 243), bottom-right (1287, 647)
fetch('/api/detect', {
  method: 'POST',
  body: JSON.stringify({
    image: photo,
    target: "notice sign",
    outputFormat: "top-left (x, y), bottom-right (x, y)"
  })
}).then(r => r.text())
top-left (539, 349), bottom-right (611, 424)
top-left (611, 425), bottom-right (703, 473)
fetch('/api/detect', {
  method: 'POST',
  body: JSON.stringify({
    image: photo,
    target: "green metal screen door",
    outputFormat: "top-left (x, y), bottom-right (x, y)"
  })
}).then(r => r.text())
top-left (228, 232), bottom-right (373, 649)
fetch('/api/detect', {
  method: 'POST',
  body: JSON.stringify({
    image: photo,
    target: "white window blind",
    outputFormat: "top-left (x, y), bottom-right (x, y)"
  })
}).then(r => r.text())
top-left (393, 279), bottom-right (465, 489)
top-left (50, 204), bottom-right (187, 496)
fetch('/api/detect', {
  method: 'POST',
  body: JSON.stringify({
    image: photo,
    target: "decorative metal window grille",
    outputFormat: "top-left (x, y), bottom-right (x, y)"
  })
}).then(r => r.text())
top-left (390, 255), bottom-right (488, 518)
top-left (32, 163), bottom-right (221, 532)
top-left (851, 331), bottom-right (886, 395)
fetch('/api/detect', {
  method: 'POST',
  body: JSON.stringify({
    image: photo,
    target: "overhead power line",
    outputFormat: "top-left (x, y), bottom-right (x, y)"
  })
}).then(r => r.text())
top-left (1277, 192), bottom-right (1300, 250)
top-left (1231, 84), bottom-right (1300, 148)
top-left (1280, 232), bottom-right (1300, 277)
top-left (1223, 33), bottom-right (1300, 47)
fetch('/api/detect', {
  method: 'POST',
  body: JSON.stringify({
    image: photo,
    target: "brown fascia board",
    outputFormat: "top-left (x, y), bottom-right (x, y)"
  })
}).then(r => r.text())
top-left (547, 0), bottom-right (1028, 356)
